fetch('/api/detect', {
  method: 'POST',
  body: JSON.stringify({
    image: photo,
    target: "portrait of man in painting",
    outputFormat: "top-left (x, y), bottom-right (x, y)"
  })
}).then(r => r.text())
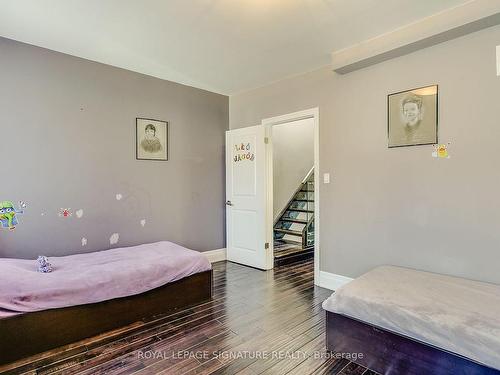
top-left (136, 118), bottom-right (168, 160)
top-left (388, 85), bottom-right (438, 148)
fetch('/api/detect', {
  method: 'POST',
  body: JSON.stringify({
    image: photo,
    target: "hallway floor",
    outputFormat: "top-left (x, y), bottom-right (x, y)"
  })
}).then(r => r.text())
top-left (273, 241), bottom-right (314, 266)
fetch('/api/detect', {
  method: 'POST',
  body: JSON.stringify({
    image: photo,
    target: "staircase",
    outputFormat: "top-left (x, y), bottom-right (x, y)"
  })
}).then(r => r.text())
top-left (274, 168), bottom-right (315, 266)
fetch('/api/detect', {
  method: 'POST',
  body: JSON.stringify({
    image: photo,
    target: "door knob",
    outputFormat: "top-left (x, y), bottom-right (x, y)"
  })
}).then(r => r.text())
top-left (226, 200), bottom-right (233, 206)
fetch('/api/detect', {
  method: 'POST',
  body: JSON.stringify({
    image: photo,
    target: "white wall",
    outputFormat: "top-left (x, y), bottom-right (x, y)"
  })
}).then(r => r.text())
top-left (230, 25), bottom-right (500, 284)
top-left (273, 118), bottom-right (314, 219)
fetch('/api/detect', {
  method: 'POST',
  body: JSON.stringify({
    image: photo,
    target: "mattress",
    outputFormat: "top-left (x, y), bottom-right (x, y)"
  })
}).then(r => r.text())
top-left (0, 241), bottom-right (211, 318)
top-left (322, 265), bottom-right (500, 370)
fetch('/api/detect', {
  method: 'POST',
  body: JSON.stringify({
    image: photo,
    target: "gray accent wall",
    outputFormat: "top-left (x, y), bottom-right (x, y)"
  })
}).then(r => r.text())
top-left (230, 25), bottom-right (500, 284)
top-left (0, 37), bottom-right (228, 259)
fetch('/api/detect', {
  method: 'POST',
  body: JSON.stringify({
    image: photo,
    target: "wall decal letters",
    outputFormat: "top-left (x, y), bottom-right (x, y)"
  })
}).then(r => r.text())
top-left (233, 143), bottom-right (255, 163)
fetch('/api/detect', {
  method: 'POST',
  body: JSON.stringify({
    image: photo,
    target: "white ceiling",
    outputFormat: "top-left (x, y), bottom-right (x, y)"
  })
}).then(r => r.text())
top-left (0, 0), bottom-right (470, 95)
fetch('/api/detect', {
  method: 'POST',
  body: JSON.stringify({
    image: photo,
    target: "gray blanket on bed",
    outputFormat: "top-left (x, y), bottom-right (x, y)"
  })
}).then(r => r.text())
top-left (322, 265), bottom-right (500, 370)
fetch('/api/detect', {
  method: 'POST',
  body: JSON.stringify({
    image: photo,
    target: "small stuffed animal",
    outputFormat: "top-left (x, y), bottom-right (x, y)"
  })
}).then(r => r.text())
top-left (37, 256), bottom-right (53, 273)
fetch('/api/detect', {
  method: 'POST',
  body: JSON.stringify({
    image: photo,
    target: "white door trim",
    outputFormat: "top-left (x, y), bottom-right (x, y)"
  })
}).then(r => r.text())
top-left (262, 108), bottom-right (320, 285)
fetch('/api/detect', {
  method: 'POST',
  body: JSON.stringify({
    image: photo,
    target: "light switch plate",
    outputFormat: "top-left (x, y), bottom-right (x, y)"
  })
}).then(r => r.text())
top-left (323, 173), bottom-right (330, 184)
top-left (497, 45), bottom-right (500, 76)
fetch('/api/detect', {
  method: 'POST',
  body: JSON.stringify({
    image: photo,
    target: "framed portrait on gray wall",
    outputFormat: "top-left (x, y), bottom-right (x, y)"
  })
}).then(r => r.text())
top-left (136, 118), bottom-right (168, 161)
top-left (388, 85), bottom-right (438, 148)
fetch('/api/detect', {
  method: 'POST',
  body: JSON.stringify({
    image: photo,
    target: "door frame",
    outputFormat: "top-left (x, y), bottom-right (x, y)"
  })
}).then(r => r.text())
top-left (262, 107), bottom-right (320, 285)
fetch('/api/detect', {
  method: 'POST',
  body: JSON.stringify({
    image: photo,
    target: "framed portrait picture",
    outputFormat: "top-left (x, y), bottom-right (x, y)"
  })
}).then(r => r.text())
top-left (388, 85), bottom-right (438, 148)
top-left (136, 118), bottom-right (168, 161)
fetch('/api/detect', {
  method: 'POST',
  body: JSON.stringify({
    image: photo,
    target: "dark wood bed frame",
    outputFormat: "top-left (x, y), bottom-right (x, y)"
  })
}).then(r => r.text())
top-left (326, 311), bottom-right (500, 375)
top-left (0, 270), bottom-right (212, 366)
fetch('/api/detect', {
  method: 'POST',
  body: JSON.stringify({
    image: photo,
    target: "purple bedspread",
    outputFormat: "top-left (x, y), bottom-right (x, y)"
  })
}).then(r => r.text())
top-left (0, 241), bottom-right (211, 319)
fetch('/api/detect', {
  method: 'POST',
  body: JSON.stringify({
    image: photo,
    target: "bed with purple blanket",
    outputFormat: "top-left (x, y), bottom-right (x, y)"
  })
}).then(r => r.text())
top-left (0, 241), bottom-right (213, 366)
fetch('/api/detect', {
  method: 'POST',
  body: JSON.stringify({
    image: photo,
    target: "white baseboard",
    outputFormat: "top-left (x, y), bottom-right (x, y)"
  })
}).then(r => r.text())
top-left (318, 271), bottom-right (353, 291)
top-left (202, 251), bottom-right (351, 290)
top-left (203, 248), bottom-right (227, 263)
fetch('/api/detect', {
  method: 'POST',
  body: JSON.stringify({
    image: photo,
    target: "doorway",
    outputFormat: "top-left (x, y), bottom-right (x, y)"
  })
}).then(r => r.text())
top-left (263, 108), bottom-right (320, 282)
top-left (225, 108), bottom-right (320, 283)
top-left (270, 118), bottom-right (315, 266)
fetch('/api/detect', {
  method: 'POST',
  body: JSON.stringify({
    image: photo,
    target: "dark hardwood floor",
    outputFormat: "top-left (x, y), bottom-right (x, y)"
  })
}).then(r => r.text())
top-left (273, 241), bottom-right (314, 266)
top-left (1, 259), bottom-right (377, 375)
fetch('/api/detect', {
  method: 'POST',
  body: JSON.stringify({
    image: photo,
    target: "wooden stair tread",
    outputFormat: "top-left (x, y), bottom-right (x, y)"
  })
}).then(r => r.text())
top-left (276, 239), bottom-right (302, 246)
top-left (274, 228), bottom-right (302, 236)
top-left (286, 208), bottom-right (314, 213)
top-left (279, 218), bottom-right (308, 224)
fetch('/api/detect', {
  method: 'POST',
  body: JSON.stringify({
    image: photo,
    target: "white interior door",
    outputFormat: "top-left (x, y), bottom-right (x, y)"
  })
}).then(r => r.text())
top-left (226, 125), bottom-right (271, 270)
